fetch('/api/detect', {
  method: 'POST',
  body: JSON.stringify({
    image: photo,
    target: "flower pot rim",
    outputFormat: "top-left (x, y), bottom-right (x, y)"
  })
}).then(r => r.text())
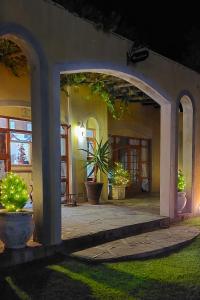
top-left (178, 191), bottom-right (186, 195)
top-left (84, 181), bottom-right (103, 185)
top-left (0, 209), bottom-right (33, 216)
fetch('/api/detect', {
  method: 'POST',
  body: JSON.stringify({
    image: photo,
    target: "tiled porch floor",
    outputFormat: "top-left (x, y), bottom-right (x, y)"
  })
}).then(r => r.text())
top-left (61, 195), bottom-right (160, 240)
top-left (0, 195), bottom-right (160, 254)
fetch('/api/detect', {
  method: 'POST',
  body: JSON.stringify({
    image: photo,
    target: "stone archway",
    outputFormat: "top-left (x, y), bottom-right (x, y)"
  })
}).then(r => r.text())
top-left (56, 62), bottom-right (177, 219)
top-left (0, 23), bottom-right (61, 245)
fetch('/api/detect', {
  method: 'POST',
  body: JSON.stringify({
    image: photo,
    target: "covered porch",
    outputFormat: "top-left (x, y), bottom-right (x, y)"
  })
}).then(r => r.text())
top-left (61, 194), bottom-right (160, 241)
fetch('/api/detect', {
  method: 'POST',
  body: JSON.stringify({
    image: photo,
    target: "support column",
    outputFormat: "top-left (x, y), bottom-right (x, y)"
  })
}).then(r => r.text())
top-left (160, 102), bottom-right (178, 218)
top-left (182, 98), bottom-right (193, 211)
top-left (31, 63), bottom-right (61, 245)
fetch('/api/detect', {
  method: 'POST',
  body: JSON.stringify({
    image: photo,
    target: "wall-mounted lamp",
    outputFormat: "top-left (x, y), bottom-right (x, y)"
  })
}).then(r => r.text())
top-left (76, 121), bottom-right (86, 138)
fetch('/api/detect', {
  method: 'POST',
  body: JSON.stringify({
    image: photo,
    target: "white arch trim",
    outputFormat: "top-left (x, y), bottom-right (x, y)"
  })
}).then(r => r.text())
top-left (56, 61), bottom-right (177, 218)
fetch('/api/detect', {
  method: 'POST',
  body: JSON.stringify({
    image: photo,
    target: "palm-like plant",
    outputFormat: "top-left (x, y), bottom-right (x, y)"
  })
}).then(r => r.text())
top-left (79, 139), bottom-right (110, 182)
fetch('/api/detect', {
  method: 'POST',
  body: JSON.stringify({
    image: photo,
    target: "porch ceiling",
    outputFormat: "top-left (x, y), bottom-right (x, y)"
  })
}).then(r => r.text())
top-left (61, 72), bottom-right (160, 109)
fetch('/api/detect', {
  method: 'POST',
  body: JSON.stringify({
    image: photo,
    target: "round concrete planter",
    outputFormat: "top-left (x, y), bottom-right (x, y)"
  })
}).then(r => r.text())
top-left (112, 186), bottom-right (126, 200)
top-left (177, 192), bottom-right (187, 213)
top-left (85, 182), bottom-right (103, 204)
top-left (0, 211), bottom-right (34, 249)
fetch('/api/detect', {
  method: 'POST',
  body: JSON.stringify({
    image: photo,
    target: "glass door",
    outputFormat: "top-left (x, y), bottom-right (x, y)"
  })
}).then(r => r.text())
top-left (110, 135), bottom-right (151, 197)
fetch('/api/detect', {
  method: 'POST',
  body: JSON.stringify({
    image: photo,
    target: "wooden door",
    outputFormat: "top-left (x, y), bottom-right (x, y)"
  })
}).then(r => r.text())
top-left (60, 124), bottom-right (70, 202)
top-left (110, 135), bottom-right (151, 197)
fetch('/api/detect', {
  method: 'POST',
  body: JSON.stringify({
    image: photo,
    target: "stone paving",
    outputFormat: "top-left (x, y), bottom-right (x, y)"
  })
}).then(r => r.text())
top-left (72, 225), bottom-right (200, 262)
top-left (61, 203), bottom-right (163, 240)
top-left (71, 225), bottom-right (200, 262)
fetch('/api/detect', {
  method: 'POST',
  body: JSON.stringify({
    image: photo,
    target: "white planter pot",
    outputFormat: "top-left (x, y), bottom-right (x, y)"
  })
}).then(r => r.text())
top-left (177, 192), bottom-right (187, 213)
top-left (0, 211), bottom-right (34, 249)
top-left (112, 186), bottom-right (126, 200)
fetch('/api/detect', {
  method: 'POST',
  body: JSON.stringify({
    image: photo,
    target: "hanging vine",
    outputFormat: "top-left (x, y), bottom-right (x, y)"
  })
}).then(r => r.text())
top-left (0, 38), bottom-right (28, 76)
top-left (60, 73), bottom-right (129, 119)
top-left (0, 39), bottom-right (129, 119)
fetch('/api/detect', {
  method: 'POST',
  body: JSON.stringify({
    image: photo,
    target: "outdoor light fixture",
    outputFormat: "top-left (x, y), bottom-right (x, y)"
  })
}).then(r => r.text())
top-left (76, 121), bottom-right (85, 138)
top-left (127, 44), bottom-right (149, 65)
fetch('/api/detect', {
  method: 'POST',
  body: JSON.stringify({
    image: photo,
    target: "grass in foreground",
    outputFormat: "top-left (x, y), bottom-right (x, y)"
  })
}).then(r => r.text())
top-left (0, 217), bottom-right (200, 300)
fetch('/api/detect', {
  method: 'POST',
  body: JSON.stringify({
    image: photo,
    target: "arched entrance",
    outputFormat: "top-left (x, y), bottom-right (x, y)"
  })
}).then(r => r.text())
top-left (0, 24), bottom-right (61, 245)
top-left (57, 62), bottom-right (178, 220)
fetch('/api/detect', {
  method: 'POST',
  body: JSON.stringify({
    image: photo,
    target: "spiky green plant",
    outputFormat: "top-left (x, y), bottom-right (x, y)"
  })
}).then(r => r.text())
top-left (0, 172), bottom-right (29, 212)
top-left (79, 139), bottom-right (110, 182)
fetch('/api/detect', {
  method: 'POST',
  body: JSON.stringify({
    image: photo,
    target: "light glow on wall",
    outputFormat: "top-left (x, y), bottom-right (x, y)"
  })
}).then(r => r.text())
top-left (75, 121), bottom-right (86, 140)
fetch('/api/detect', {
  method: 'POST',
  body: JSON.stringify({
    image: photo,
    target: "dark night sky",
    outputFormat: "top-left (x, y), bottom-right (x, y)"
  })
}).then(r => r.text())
top-left (90, 1), bottom-right (200, 60)
top-left (55, 0), bottom-right (200, 70)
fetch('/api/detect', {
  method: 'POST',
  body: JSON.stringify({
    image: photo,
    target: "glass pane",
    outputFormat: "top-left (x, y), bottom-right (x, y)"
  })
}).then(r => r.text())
top-left (11, 142), bottom-right (31, 165)
top-left (0, 160), bottom-right (6, 179)
top-left (86, 129), bottom-right (94, 138)
top-left (0, 133), bottom-right (6, 156)
top-left (129, 139), bottom-right (140, 145)
top-left (141, 147), bottom-right (148, 161)
top-left (61, 182), bottom-right (66, 196)
top-left (141, 140), bottom-right (148, 146)
top-left (11, 132), bottom-right (32, 142)
top-left (109, 136), bottom-right (114, 143)
top-left (61, 138), bottom-right (66, 156)
top-left (61, 161), bottom-right (67, 178)
top-left (87, 164), bottom-right (94, 178)
top-left (9, 119), bottom-right (32, 131)
top-left (27, 122), bottom-right (32, 131)
top-left (141, 163), bottom-right (149, 177)
top-left (116, 137), bottom-right (120, 144)
top-left (0, 117), bottom-right (7, 128)
top-left (60, 125), bottom-right (66, 135)
top-left (87, 140), bottom-right (95, 154)
top-left (142, 178), bottom-right (149, 192)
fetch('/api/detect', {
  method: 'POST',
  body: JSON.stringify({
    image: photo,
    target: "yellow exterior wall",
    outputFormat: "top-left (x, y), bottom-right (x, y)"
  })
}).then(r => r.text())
top-left (0, 64), bottom-right (161, 199)
top-left (0, 106), bottom-right (31, 119)
top-left (0, 64), bottom-right (30, 102)
top-left (62, 85), bottom-right (108, 201)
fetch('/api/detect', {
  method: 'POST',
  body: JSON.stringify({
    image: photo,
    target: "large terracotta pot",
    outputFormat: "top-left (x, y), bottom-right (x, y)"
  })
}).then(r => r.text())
top-left (85, 182), bottom-right (103, 204)
top-left (0, 211), bottom-right (34, 249)
top-left (112, 186), bottom-right (126, 200)
top-left (177, 192), bottom-right (187, 213)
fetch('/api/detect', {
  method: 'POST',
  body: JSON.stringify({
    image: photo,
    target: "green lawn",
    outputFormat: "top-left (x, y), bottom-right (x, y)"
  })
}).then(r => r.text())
top-left (1, 217), bottom-right (200, 300)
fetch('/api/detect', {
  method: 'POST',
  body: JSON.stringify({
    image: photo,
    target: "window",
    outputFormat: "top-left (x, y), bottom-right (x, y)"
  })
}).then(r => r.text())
top-left (10, 133), bottom-right (32, 166)
top-left (0, 116), bottom-right (32, 169)
top-left (86, 128), bottom-right (96, 180)
top-left (9, 119), bottom-right (32, 131)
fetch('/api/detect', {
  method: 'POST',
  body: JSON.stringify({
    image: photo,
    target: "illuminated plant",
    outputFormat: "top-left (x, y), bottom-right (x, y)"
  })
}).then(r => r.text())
top-left (178, 169), bottom-right (186, 192)
top-left (0, 172), bottom-right (29, 212)
top-left (111, 162), bottom-right (130, 187)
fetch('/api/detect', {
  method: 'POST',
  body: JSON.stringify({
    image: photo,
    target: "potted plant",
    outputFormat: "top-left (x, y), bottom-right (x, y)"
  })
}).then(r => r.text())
top-left (0, 172), bottom-right (34, 249)
top-left (110, 162), bottom-right (130, 200)
top-left (79, 139), bottom-right (110, 204)
top-left (177, 169), bottom-right (187, 213)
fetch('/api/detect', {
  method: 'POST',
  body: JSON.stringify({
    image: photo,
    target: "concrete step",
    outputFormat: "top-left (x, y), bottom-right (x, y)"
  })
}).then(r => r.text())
top-left (0, 215), bottom-right (169, 268)
top-left (70, 225), bottom-right (200, 263)
top-left (61, 216), bottom-right (170, 253)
